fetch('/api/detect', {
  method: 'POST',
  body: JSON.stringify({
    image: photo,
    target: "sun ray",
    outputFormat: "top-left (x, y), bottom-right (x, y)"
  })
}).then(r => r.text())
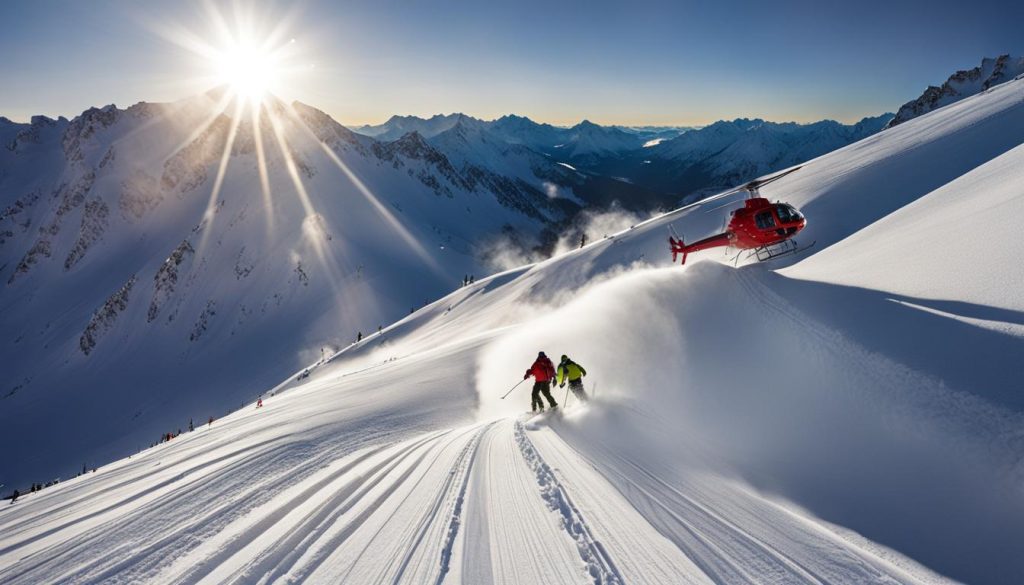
top-left (250, 102), bottom-right (275, 237)
top-left (92, 89), bottom-right (225, 158)
top-left (263, 103), bottom-right (359, 328)
top-left (165, 89), bottom-right (235, 164)
top-left (195, 96), bottom-right (245, 259)
top-left (280, 102), bottom-right (446, 278)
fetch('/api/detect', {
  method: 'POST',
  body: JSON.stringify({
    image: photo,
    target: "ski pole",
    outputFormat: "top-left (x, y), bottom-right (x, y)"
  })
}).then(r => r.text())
top-left (563, 383), bottom-right (570, 407)
top-left (500, 379), bottom-right (526, 399)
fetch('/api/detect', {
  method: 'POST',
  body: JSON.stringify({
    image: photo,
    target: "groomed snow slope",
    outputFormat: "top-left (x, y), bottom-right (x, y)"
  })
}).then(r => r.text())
top-left (1, 79), bottom-right (1022, 584)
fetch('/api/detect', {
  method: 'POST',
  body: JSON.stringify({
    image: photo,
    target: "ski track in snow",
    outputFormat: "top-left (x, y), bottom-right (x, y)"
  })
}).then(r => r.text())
top-left (0, 409), bottom-right (961, 585)
top-left (513, 419), bottom-right (623, 584)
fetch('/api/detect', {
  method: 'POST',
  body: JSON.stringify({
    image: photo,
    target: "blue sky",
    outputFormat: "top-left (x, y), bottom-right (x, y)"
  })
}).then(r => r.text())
top-left (1, 0), bottom-right (1021, 125)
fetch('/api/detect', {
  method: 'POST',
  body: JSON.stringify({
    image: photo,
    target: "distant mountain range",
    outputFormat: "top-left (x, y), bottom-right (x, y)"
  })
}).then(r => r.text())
top-left (351, 112), bottom-right (894, 202)
top-left (353, 114), bottom-right (692, 170)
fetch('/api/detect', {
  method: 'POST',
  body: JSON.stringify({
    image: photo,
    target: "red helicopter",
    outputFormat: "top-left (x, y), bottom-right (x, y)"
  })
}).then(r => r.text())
top-left (668, 166), bottom-right (812, 265)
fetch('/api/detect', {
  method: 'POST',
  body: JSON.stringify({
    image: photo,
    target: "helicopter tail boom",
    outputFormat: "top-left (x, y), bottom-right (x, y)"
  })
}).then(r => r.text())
top-left (669, 231), bottom-right (733, 265)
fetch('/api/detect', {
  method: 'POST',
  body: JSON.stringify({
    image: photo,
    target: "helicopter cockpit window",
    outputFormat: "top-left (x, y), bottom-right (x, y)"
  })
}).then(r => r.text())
top-left (776, 204), bottom-right (803, 223)
top-left (755, 211), bottom-right (776, 229)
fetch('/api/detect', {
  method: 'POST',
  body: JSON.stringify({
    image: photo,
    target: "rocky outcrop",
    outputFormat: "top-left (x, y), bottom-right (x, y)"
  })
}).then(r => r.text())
top-left (295, 262), bottom-right (309, 286)
top-left (148, 240), bottom-right (195, 323)
top-left (887, 55), bottom-right (1024, 128)
top-left (8, 171), bottom-right (95, 284)
top-left (63, 105), bottom-right (120, 164)
top-left (7, 116), bottom-right (64, 153)
top-left (461, 166), bottom-right (553, 220)
top-left (234, 246), bottom-right (254, 279)
top-left (0, 191), bottom-right (41, 246)
top-left (64, 197), bottom-right (110, 271)
top-left (189, 300), bottom-right (216, 342)
top-left (161, 116), bottom-right (230, 195)
top-left (372, 132), bottom-right (470, 196)
top-left (119, 171), bottom-right (163, 220)
top-left (80, 275), bottom-right (136, 355)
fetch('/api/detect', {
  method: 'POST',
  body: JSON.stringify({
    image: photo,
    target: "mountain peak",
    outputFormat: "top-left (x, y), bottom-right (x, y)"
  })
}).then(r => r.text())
top-left (887, 55), bottom-right (1024, 127)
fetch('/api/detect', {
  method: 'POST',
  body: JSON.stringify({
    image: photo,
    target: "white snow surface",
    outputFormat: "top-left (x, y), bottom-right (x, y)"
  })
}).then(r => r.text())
top-left (0, 92), bottom-right (575, 490)
top-left (2, 78), bottom-right (1024, 584)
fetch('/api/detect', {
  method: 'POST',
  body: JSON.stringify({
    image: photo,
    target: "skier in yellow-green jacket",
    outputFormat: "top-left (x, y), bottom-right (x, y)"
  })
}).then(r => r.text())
top-left (557, 355), bottom-right (588, 402)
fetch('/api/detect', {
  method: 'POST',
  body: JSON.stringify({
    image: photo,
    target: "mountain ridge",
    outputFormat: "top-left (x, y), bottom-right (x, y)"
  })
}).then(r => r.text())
top-left (887, 54), bottom-right (1024, 127)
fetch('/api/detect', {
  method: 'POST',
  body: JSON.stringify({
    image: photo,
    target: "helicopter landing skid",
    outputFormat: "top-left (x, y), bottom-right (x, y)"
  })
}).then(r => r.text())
top-left (751, 239), bottom-right (816, 263)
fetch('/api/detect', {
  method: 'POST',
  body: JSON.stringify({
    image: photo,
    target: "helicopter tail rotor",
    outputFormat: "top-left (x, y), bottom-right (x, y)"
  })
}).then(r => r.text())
top-left (668, 224), bottom-right (688, 265)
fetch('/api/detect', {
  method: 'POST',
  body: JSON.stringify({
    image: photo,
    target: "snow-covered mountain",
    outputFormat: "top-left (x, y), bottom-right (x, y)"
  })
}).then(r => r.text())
top-left (353, 114), bottom-right (681, 160)
top-left (886, 54), bottom-right (1024, 128)
top-left (351, 113), bottom-right (471, 142)
top-left (0, 91), bottom-right (591, 490)
top-left (592, 115), bottom-right (892, 197)
top-left (2, 74), bottom-right (1022, 585)
top-left (353, 111), bottom-right (893, 202)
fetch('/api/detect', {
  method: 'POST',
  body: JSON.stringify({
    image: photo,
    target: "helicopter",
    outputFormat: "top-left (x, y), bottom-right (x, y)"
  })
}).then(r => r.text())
top-left (668, 166), bottom-right (812, 265)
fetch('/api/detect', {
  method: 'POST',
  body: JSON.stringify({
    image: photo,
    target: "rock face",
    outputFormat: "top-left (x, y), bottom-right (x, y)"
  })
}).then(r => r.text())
top-left (80, 275), bottom-right (136, 355)
top-left (148, 240), bottom-right (195, 323)
top-left (887, 55), bottom-right (1024, 128)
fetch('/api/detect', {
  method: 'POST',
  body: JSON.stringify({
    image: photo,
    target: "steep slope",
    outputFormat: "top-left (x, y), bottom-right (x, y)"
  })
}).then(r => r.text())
top-left (1, 76), bottom-right (1022, 584)
top-left (0, 93), bottom-right (570, 489)
top-left (886, 54), bottom-right (1024, 127)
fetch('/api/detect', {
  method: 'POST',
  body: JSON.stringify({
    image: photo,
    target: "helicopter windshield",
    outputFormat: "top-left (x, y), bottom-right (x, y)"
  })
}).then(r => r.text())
top-left (776, 204), bottom-right (803, 223)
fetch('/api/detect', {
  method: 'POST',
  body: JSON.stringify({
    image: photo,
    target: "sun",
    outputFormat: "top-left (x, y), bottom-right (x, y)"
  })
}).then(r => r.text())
top-left (215, 42), bottom-right (279, 103)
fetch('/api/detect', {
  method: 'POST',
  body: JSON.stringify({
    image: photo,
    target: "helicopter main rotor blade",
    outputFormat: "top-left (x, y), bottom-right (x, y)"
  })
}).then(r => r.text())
top-left (742, 165), bottom-right (803, 191)
top-left (665, 185), bottom-right (745, 217)
top-left (663, 165), bottom-right (803, 219)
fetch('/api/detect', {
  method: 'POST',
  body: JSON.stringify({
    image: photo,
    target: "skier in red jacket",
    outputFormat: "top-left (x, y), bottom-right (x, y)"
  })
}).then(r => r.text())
top-left (524, 351), bottom-right (558, 413)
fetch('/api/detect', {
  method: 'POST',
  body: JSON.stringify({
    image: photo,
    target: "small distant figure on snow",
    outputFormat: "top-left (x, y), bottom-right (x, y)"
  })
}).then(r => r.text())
top-left (10, 490), bottom-right (19, 504)
top-left (557, 355), bottom-right (589, 402)
top-left (189, 418), bottom-right (194, 432)
top-left (357, 331), bottom-right (363, 342)
top-left (208, 416), bottom-right (214, 427)
top-left (257, 397), bottom-right (263, 408)
top-left (580, 233), bottom-right (587, 249)
top-left (524, 351), bottom-right (558, 413)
